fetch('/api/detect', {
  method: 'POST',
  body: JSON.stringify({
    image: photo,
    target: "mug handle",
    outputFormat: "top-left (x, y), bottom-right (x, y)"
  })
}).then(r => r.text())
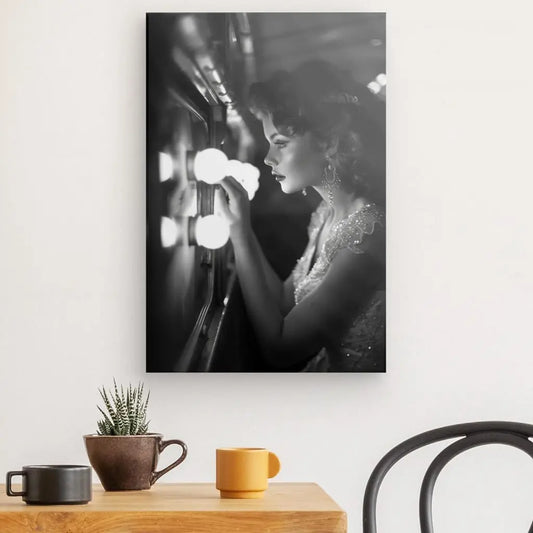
top-left (150, 439), bottom-right (188, 486)
top-left (268, 452), bottom-right (281, 478)
top-left (6, 471), bottom-right (26, 497)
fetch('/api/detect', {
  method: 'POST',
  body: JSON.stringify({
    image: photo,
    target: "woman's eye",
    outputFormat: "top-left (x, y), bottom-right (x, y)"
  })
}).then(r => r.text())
top-left (274, 142), bottom-right (287, 148)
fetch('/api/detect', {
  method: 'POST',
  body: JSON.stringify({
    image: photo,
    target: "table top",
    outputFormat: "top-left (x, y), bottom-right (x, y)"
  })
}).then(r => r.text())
top-left (0, 482), bottom-right (347, 532)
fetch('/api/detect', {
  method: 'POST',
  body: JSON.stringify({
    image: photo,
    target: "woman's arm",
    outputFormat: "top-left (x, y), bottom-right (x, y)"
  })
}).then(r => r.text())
top-left (241, 227), bottom-right (295, 315)
top-left (217, 177), bottom-right (379, 368)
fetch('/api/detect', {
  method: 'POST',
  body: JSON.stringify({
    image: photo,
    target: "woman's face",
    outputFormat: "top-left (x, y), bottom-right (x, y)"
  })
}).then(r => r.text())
top-left (261, 113), bottom-right (325, 194)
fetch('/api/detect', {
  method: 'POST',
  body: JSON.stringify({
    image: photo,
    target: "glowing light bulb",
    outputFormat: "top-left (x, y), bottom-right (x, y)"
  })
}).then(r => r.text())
top-left (223, 160), bottom-right (255, 199)
top-left (234, 163), bottom-right (259, 200)
top-left (195, 215), bottom-right (230, 249)
top-left (242, 163), bottom-right (260, 181)
top-left (376, 73), bottom-right (387, 87)
top-left (193, 148), bottom-right (228, 184)
top-left (367, 81), bottom-right (381, 94)
top-left (247, 180), bottom-right (259, 200)
top-left (161, 217), bottom-right (179, 248)
top-left (159, 152), bottom-right (174, 182)
top-left (225, 159), bottom-right (246, 181)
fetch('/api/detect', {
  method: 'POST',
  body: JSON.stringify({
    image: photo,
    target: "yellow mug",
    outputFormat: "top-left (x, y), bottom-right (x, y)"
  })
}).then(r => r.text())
top-left (216, 448), bottom-right (281, 499)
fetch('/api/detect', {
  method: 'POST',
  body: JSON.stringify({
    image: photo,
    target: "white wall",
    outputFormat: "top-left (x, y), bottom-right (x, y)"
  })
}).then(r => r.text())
top-left (1, 1), bottom-right (533, 531)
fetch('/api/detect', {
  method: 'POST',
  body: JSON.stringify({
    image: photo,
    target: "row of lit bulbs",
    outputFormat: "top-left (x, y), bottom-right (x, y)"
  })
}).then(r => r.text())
top-left (367, 73), bottom-right (386, 95)
top-left (161, 214), bottom-right (229, 250)
top-left (160, 148), bottom-right (260, 200)
top-left (159, 148), bottom-right (260, 250)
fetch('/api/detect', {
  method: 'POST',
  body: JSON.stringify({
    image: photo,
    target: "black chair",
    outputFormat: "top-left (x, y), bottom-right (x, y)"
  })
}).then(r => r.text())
top-left (363, 421), bottom-right (533, 532)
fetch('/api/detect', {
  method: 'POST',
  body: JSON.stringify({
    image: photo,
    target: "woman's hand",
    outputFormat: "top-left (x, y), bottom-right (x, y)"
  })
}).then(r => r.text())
top-left (215, 176), bottom-right (252, 239)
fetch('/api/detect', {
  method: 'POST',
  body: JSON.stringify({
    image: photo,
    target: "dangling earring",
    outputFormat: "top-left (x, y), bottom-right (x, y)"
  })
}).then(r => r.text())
top-left (301, 187), bottom-right (307, 196)
top-left (322, 159), bottom-right (341, 207)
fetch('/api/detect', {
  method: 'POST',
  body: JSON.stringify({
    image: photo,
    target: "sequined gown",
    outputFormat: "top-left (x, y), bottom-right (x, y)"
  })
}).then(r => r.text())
top-left (291, 201), bottom-right (385, 372)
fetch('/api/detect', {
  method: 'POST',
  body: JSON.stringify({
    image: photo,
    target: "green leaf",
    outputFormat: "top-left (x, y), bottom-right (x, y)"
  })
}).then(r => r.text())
top-left (96, 381), bottom-right (150, 436)
top-left (99, 387), bottom-right (115, 421)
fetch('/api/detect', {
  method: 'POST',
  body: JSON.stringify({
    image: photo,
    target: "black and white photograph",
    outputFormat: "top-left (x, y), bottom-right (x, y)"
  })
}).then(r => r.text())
top-left (6, 2), bottom-right (533, 528)
top-left (147, 13), bottom-right (386, 372)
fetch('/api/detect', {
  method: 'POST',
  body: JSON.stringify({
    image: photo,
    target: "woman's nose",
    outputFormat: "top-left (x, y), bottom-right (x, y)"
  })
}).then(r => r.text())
top-left (264, 149), bottom-right (276, 168)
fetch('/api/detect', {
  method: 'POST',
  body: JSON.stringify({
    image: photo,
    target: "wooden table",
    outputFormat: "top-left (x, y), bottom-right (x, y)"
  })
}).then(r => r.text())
top-left (0, 482), bottom-right (347, 532)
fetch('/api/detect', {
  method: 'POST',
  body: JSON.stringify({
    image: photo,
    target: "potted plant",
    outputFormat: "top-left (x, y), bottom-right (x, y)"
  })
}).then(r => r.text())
top-left (84, 380), bottom-right (187, 491)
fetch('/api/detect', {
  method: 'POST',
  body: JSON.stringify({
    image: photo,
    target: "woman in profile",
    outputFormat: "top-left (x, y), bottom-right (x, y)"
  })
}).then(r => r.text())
top-left (216, 60), bottom-right (385, 372)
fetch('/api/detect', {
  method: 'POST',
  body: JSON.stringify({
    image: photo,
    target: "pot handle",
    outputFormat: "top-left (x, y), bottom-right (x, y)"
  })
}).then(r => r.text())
top-left (151, 439), bottom-right (188, 485)
top-left (6, 471), bottom-right (26, 497)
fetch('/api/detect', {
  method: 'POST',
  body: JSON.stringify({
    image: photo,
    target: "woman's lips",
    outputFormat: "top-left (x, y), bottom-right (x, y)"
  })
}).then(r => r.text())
top-left (274, 175), bottom-right (285, 182)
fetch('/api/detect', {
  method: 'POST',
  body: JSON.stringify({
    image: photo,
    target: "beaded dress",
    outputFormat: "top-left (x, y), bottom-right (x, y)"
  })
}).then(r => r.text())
top-left (291, 201), bottom-right (385, 372)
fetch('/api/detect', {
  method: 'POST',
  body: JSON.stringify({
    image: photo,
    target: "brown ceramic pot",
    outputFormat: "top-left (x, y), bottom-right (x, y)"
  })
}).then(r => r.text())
top-left (83, 433), bottom-right (187, 491)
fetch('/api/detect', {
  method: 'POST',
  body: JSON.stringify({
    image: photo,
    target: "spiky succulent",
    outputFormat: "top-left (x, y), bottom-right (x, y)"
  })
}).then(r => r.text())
top-left (96, 379), bottom-right (150, 435)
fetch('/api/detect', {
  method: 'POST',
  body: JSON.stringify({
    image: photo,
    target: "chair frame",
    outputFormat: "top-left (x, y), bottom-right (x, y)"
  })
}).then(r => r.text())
top-left (362, 421), bottom-right (533, 533)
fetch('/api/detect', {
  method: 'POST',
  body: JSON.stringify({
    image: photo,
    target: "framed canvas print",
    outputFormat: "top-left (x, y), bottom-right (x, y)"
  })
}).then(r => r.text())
top-left (147, 13), bottom-right (386, 372)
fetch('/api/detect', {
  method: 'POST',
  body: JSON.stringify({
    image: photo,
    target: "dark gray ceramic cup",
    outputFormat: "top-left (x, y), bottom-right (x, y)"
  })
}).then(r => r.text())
top-left (6, 465), bottom-right (92, 504)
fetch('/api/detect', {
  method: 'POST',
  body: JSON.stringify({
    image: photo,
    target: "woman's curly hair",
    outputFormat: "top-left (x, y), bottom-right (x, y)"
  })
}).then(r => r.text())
top-left (248, 60), bottom-right (385, 203)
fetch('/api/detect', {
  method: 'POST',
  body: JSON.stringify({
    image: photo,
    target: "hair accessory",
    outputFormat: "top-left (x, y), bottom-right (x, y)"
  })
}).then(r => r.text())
top-left (321, 92), bottom-right (359, 105)
top-left (322, 159), bottom-right (341, 207)
top-left (301, 187), bottom-right (308, 197)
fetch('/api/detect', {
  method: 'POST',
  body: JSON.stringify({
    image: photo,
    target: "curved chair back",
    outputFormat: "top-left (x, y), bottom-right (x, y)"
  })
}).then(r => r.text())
top-left (363, 421), bottom-right (533, 533)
